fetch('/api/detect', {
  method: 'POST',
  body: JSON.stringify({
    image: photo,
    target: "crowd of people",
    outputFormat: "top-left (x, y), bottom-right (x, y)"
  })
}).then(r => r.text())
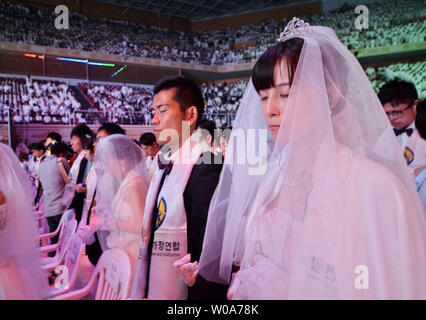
top-left (0, 76), bottom-right (81, 124)
top-left (2, 0), bottom-right (426, 302)
top-left (365, 61), bottom-right (426, 98)
top-left (0, 0), bottom-right (424, 65)
top-left (1, 58), bottom-right (424, 128)
top-left (201, 80), bottom-right (246, 128)
top-left (301, 1), bottom-right (425, 50)
top-left (79, 83), bottom-right (153, 125)
top-left (0, 0), bottom-right (424, 130)
top-left (1, 50), bottom-right (426, 298)
top-left (0, 77), bottom-right (249, 127)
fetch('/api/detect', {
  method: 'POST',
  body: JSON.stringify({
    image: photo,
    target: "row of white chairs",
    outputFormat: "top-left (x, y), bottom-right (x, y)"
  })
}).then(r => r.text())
top-left (34, 204), bottom-right (132, 300)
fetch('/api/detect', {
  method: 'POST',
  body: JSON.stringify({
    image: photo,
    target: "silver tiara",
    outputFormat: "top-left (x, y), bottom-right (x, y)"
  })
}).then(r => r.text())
top-left (277, 17), bottom-right (312, 42)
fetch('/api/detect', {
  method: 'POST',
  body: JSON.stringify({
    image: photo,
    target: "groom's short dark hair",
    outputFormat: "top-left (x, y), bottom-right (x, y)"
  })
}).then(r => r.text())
top-left (139, 132), bottom-right (157, 146)
top-left (70, 124), bottom-right (93, 140)
top-left (378, 79), bottom-right (418, 105)
top-left (46, 132), bottom-right (62, 142)
top-left (153, 76), bottom-right (205, 125)
top-left (98, 122), bottom-right (126, 135)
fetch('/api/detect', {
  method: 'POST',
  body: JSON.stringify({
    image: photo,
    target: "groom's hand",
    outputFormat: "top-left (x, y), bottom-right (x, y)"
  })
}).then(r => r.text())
top-left (75, 183), bottom-right (85, 193)
top-left (173, 253), bottom-right (199, 287)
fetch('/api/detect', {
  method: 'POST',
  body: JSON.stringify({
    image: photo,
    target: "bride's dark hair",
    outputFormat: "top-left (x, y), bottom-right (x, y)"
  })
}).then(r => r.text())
top-left (252, 38), bottom-right (304, 94)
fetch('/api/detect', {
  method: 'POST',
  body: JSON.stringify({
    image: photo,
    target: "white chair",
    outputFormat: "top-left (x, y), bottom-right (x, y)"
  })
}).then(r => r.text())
top-left (53, 249), bottom-right (131, 300)
top-left (36, 214), bottom-right (49, 235)
top-left (41, 217), bottom-right (77, 272)
top-left (48, 234), bottom-right (85, 298)
top-left (33, 202), bottom-right (46, 232)
top-left (32, 198), bottom-right (44, 213)
top-left (39, 209), bottom-right (75, 247)
top-left (33, 208), bottom-right (44, 217)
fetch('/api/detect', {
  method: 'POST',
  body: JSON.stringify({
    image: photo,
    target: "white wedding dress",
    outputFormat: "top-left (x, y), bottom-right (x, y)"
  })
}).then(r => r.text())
top-left (0, 216), bottom-right (32, 299)
top-left (199, 19), bottom-right (426, 300)
top-left (233, 145), bottom-right (426, 299)
top-left (107, 169), bottom-right (149, 277)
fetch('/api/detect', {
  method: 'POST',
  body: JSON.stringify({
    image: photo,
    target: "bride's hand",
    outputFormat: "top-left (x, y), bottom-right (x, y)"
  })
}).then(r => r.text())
top-left (77, 224), bottom-right (89, 241)
top-left (414, 166), bottom-right (426, 177)
top-left (88, 213), bottom-right (102, 234)
top-left (227, 272), bottom-right (240, 300)
top-left (77, 223), bottom-right (96, 245)
top-left (227, 255), bottom-right (289, 300)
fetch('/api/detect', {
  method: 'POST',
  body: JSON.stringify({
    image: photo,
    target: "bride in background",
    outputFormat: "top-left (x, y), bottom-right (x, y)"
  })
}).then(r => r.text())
top-left (0, 142), bottom-right (48, 299)
top-left (88, 134), bottom-right (149, 280)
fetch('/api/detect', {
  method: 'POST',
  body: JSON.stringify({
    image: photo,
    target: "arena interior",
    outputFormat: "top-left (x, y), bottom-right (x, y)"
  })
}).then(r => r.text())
top-left (0, 0), bottom-right (426, 303)
top-left (0, 0), bottom-right (424, 145)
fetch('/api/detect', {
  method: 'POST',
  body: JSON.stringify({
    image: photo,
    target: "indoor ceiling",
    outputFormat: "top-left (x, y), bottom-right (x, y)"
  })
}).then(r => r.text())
top-left (94, 0), bottom-right (314, 21)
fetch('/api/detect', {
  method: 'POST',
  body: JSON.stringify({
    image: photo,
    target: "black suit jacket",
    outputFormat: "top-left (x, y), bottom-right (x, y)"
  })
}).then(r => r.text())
top-left (69, 157), bottom-right (88, 222)
top-left (85, 189), bottom-right (103, 266)
top-left (183, 151), bottom-right (228, 300)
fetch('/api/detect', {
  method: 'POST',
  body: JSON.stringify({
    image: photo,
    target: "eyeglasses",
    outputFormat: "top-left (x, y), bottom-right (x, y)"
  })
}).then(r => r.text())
top-left (385, 102), bottom-right (414, 117)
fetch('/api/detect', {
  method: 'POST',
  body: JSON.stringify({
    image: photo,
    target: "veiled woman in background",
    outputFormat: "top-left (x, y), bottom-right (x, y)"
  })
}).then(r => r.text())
top-left (0, 142), bottom-right (48, 299)
top-left (89, 134), bottom-right (149, 281)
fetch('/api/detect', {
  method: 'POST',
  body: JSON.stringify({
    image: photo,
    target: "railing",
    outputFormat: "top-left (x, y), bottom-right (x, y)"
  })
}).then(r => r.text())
top-left (68, 109), bottom-right (152, 126)
top-left (3, 109), bottom-right (152, 126)
top-left (2, 109), bottom-right (240, 127)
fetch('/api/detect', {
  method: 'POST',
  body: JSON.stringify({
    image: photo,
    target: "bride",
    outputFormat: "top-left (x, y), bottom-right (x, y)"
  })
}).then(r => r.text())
top-left (89, 134), bottom-right (149, 279)
top-left (0, 142), bottom-right (48, 299)
top-left (199, 18), bottom-right (426, 299)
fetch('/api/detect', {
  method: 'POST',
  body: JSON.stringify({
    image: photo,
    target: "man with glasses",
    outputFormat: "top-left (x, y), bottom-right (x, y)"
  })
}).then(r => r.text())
top-left (378, 80), bottom-right (426, 175)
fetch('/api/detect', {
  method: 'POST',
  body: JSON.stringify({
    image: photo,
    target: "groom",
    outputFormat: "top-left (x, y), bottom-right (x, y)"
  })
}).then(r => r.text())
top-left (131, 76), bottom-right (227, 300)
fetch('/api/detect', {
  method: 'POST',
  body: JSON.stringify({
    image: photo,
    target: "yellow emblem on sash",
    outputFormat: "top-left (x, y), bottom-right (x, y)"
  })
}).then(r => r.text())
top-left (156, 197), bottom-right (167, 230)
top-left (404, 147), bottom-right (414, 165)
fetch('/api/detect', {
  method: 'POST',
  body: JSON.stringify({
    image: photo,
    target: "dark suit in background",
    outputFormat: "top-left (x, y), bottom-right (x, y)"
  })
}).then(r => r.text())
top-left (183, 151), bottom-right (228, 300)
top-left (84, 189), bottom-right (103, 266)
top-left (69, 157), bottom-right (88, 223)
